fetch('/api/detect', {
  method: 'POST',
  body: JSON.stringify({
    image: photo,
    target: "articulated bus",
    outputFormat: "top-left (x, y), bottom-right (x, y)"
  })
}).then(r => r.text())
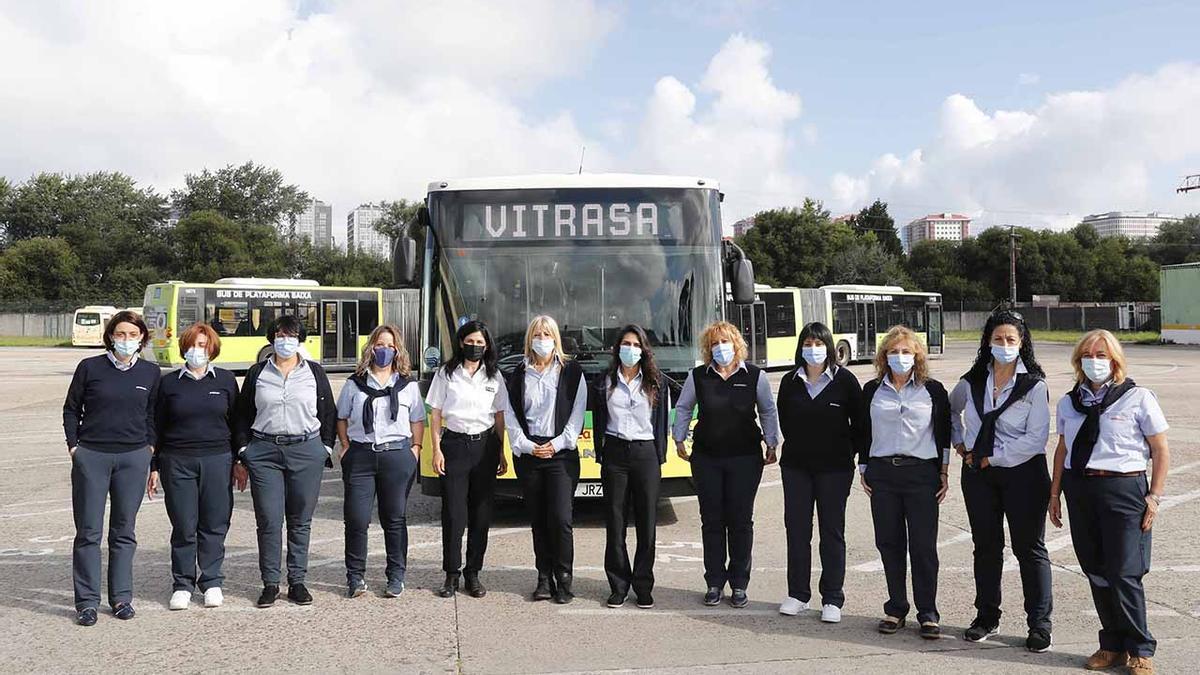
top-left (732, 284), bottom-right (943, 368)
top-left (142, 278), bottom-right (384, 371)
top-left (72, 305), bottom-right (119, 347)
top-left (392, 174), bottom-right (757, 499)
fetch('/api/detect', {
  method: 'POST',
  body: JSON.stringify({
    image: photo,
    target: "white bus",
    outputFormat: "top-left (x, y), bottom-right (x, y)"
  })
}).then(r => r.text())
top-left (71, 305), bottom-right (119, 347)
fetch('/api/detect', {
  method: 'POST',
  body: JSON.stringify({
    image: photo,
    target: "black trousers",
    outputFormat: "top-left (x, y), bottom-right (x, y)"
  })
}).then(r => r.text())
top-left (692, 452), bottom-right (764, 590)
top-left (341, 441), bottom-right (418, 585)
top-left (782, 465), bottom-right (853, 607)
top-left (515, 448), bottom-right (580, 581)
top-left (1063, 471), bottom-right (1155, 657)
top-left (867, 458), bottom-right (941, 624)
top-left (439, 431), bottom-right (500, 576)
top-left (961, 455), bottom-right (1053, 631)
top-left (160, 452), bottom-right (234, 593)
top-left (601, 438), bottom-right (661, 597)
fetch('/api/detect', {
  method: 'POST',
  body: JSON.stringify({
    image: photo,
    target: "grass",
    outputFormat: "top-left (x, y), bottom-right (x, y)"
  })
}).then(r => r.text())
top-left (0, 336), bottom-right (74, 347)
top-left (946, 329), bottom-right (1162, 345)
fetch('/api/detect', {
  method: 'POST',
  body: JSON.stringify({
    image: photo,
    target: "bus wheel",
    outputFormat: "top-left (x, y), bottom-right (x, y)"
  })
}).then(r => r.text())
top-left (835, 341), bottom-right (852, 366)
top-left (256, 346), bottom-right (273, 364)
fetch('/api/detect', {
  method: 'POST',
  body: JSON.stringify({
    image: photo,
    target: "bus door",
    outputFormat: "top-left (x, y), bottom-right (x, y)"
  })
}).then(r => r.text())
top-left (856, 301), bottom-right (877, 358)
top-left (751, 301), bottom-right (768, 367)
top-left (321, 299), bottom-right (360, 365)
top-left (925, 302), bottom-right (944, 355)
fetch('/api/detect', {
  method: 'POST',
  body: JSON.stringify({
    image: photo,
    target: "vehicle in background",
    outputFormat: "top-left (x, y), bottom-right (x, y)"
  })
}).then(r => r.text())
top-left (142, 278), bottom-right (383, 372)
top-left (71, 306), bottom-right (118, 347)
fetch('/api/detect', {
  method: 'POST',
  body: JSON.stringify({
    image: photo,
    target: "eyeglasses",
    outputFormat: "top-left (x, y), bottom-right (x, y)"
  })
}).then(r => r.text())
top-left (993, 309), bottom-right (1024, 322)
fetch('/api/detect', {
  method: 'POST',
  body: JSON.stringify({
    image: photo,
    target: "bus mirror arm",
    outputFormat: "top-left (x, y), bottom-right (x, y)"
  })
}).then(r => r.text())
top-left (723, 240), bottom-right (756, 305)
top-left (393, 236), bottom-right (418, 288)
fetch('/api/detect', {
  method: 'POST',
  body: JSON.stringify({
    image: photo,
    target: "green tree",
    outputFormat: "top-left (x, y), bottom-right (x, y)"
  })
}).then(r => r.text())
top-left (736, 200), bottom-right (856, 287)
top-left (826, 237), bottom-right (910, 286)
top-left (848, 199), bottom-right (903, 257)
top-left (0, 236), bottom-right (82, 301)
top-left (905, 239), bottom-right (991, 302)
top-left (372, 199), bottom-right (423, 245)
top-left (171, 161), bottom-right (309, 226)
top-left (292, 240), bottom-right (390, 288)
top-left (1147, 214), bottom-right (1200, 266)
top-left (171, 210), bottom-right (289, 282)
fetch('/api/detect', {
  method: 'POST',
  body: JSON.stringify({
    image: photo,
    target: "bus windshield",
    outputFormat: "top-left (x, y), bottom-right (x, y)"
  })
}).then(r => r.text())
top-left (428, 187), bottom-right (724, 377)
top-left (75, 313), bottom-right (101, 326)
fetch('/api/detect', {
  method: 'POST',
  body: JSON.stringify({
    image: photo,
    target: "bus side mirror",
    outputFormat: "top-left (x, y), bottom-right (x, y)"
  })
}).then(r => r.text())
top-left (731, 258), bottom-right (755, 305)
top-left (393, 236), bottom-right (418, 287)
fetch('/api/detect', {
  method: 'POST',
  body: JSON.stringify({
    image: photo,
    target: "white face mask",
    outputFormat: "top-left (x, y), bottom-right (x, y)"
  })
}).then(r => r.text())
top-left (801, 345), bottom-right (827, 366)
top-left (113, 339), bottom-right (141, 358)
top-left (1081, 357), bottom-right (1112, 383)
top-left (273, 336), bottom-right (300, 359)
top-left (887, 353), bottom-right (914, 375)
top-left (532, 338), bottom-right (555, 359)
top-left (991, 344), bottom-right (1021, 364)
top-left (184, 346), bottom-right (209, 369)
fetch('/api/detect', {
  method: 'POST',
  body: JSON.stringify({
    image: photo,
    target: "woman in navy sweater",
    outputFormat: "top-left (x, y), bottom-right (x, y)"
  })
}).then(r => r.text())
top-left (147, 322), bottom-right (239, 611)
top-left (62, 310), bottom-right (159, 626)
top-left (776, 321), bottom-right (863, 624)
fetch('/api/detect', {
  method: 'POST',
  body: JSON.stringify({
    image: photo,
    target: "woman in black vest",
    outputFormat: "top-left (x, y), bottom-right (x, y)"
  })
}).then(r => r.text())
top-left (776, 321), bottom-right (863, 623)
top-left (503, 315), bottom-right (588, 604)
top-left (859, 325), bottom-right (951, 639)
top-left (949, 310), bottom-right (1052, 651)
top-left (673, 320), bottom-right (780, 609)
top-left (590, 324), bottom-right (673, 610)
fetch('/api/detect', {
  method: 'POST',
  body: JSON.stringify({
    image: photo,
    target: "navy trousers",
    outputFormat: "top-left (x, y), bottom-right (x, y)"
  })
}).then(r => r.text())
top-left (342, 440), bottom-right (418, 584)
top-left (691, 452), bottom-right (764, 591)
top-left (782, 465), bottom-right (853, 607)
top-left (160, 452), bottom-right (234, 592)
top-left (868, 458), bottom-right (941, 624)
top-left (71, 446), bottom-right (151, 610)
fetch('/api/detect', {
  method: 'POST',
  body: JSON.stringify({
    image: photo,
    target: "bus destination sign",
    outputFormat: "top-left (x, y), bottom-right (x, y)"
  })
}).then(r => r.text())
top-left (215, 289), bottom-right (315, 300)
top-left (461, 202), bottom-right (679, 242)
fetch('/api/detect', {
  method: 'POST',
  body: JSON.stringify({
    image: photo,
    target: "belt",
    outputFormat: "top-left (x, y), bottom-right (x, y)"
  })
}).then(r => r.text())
top-left (871, 455), bottom-right (934, 467)
top-left (1083, 469), bottom-right (1146, 478)
top-left (443, 429), bottom-right (492, 442)
top-left (350, 439), bottom-right (411, 453)
top-left (251, 429), bottom-right (320, 446)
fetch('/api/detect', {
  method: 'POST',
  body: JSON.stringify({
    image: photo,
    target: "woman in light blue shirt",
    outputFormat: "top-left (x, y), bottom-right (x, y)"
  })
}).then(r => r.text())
top-left (1049, 330), bottom-right (1169, 674)
top-left (336, 324), bottom-right (426, 599)
top-left (950, 310), bottom-right (1052, 652)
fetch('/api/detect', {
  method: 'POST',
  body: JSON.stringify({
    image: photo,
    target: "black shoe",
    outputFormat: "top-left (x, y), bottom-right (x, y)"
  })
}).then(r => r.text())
top-left (730, 588), bottom-right (749, 609)
top-left (1026, 628), bottom-right (1052, 653)
top-left (464, 574), bottom-right (486, 598)
top-left (920, 622), bottom-right (942, 640)
top-left (606, 592), bottom-right (627, 608)
top-left (76, 607), bottom-right (98, 626)
top-left (553, 574), bottom-right (574, 605)
top-left (257, 585), bottom-right (279, 608)
top-left (438, 574), bottom-right (459, 598)
top-left (702, 587), bottom-right (723, 606)
top-left (878, 616), bottom-right (905, 634)
top-left (532, 577), bottom-right (554, 601)
top-left (287, 583), bottom-right (313, 605)
top-left (112, 602), bottom-right (135, 620)
top-left (964, 617), bottom-right (1000, 643)
top-left (636, 593), bottom-right (654, 609)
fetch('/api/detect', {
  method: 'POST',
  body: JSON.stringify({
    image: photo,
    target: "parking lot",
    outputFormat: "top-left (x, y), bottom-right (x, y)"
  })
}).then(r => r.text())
top-left (1, 340), bottom-right (1198, 674)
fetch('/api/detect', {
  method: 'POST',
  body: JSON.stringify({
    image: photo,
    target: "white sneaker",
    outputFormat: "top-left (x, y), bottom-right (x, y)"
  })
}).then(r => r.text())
top-left (779, 597), bottom-right (809, 616)
top-left (821, 604), bottom-right (842, 623)
top-left (203, 587), bottom-right (224, 608)
top-left (169, 590), bottom-right (191, 611)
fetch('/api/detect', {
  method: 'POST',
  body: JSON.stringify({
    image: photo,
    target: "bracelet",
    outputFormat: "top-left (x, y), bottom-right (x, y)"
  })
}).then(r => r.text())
top-left (1148, 493), bottom-right (1162, 506)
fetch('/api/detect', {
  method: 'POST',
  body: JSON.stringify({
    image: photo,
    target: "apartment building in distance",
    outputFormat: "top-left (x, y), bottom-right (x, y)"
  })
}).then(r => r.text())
top-left (347, 203), bottom-right (392, 259)
top-left (1081, 211), bottom-right (1181, 239)
top-left (903, 212), bottom-right (971, 251)
top-left (281, 198), bottom-right (333, 247)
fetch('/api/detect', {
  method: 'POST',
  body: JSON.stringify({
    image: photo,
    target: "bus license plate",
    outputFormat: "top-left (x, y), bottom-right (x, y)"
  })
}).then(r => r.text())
top-left (574, 482), bottom-right (603, 498)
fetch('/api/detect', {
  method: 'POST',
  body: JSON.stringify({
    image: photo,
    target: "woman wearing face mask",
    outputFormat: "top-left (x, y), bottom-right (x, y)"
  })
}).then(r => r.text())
top-left (335, 324), bottom-right (426, 599)
top-left (147, 322), bottom-right (239, 611)
top-left (775, 322), bottom-right (863, 624)
top-left (673, 321), bottom-right (780, 609)
top-left (235, 315), bottom-right (337, 608)
top-left (859, 325), bottom-right (951, 639)
top-left (949, 311), bottom-right (1052, 652)
top-left (590, 324), bottom-right (673, 609)
top-left (503, 315), bottom-right (588, 604)
top-left (63, 310), bottom-right (158, 626)
top-left (1049, 330), bottom-right (1169, 675)
top-left (428, 320), bottom-right (508, 599)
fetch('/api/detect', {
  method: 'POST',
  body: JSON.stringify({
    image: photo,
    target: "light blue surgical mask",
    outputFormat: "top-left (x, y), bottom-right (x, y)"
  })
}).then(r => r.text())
top-left (619, 345), bottom-right (642, 368)
top-left (113, 339), bottom-right (141, 358)
top-left (273, 336), bottom-right (300, 359)
top-left (184, 347), bottom-right (209, 369)
top-left (991, 344), bottom-right (1021, 364)
top-left (712, 343), bottom-right (735, 366)
top-left (532, 338), bottom-right (555, 359)
top-left (801, 345), bottom-right (827, 367)
top-left (887, 353), bottom-right (914, 375)
top-left (1081, 357), bottom-right (1111, 383)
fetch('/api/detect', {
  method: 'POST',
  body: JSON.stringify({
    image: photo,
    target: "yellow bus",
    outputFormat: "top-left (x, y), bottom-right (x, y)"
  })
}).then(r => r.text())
top-left (392, 174), bottom-right (758, 499)
top-left (71, 305), bottom-right (119, 347)
top-left (142, 278), bottom-right (384, 371)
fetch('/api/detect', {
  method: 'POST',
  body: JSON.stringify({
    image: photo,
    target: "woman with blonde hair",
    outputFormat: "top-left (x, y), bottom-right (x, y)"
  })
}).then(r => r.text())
top-left (335, 324), bottom-right (426, 599)
top-left (673, 320), bottom-right (780, 609)
top-left (859, 325), bottom-right (951, 639)
top-left (1049, 330), bottom-right (1169, 675)
top-left (503, 315), bottom-right (588, 603)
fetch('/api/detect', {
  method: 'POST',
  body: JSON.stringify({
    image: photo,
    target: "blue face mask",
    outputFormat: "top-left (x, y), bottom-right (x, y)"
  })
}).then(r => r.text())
top-left (991, 344), bottom-right (1021, 364)
top-left (619, 345), bottom-right (642, 367)
top-left (113, 339), bottom-right (141, 358)
top-left (887, 352), bottom-right (914, 375)
top-left (712, 342), bottom-right (735, 366)
top-left (184, 346), bottom-right (209, 369)
top-left (801, 345), bottom-right (827, 366)
top-left (273, 336), bottom-right (300, 359)
top-left (372, 346), bottom-right (396, 368)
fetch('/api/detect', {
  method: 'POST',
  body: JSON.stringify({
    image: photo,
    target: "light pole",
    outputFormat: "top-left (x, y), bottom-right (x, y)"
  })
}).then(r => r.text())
top-left (1008, 225), bottom-right (1020, 306)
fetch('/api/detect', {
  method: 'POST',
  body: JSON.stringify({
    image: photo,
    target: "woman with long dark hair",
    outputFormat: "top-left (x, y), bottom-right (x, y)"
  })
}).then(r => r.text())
top-left (776, 321), bottom-right (863, 623)
top-left (590, 324), bottom-right (672, 609)
top-left (950, 310), bottom-right (1053, 652)
top-left (428, 320), bottom-right (508, 599)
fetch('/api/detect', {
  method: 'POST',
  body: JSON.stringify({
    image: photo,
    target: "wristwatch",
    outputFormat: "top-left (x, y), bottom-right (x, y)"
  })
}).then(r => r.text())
top-left (1148, 493), bottom-right (1163, 506)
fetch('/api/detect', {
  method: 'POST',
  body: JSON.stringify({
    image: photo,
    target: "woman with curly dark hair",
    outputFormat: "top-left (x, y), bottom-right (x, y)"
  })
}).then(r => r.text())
top-left (949, 310), bottom-right (1053, 652)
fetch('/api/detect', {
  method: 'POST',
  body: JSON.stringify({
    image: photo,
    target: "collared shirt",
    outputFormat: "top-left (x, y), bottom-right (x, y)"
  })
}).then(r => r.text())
top-left (671, 361), bottom-right (781, 446)
top-left (869, 376), bottom-right (943, 462)
top-left (252, 357), bottom-right (320, 436)
top-left (605, 370), bottom-right (657, 442)
top-left (179, 365), bottom-right (217, 381)
top-left (797, 364), bottom-right (837, 399)
top-left (950, 362), bottom-right (1050, 468)
top-left (106, 351), bottom-right (138, 371)
top-left (1057, 381), bottom-right (1169, 472)
top-left (503, 358), bottom-right (588, 455)
top-left (426, 364), bottom-right (507, 435)
top-left (336, 371), bottom-right (426, 444)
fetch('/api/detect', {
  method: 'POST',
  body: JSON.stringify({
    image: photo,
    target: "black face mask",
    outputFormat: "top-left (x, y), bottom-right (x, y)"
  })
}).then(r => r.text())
top-left (462, 343), bottom-right (486, 362)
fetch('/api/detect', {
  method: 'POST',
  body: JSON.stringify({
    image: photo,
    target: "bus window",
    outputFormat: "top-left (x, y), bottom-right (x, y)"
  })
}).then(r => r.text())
top-left (904, 297), bottom-right (927, 331)
top-left (832, 302), bottom-right (856, 334)
top-left (763, 293), bottom-right (796, 338)
top-left (299, 301), bottom-right (319, 335)
top-left (208, 300), bottom-right (249, 336)
top-left (878, 300), bottom-right (903, 331)
top-left (358, 299), bottom-right (379, 334)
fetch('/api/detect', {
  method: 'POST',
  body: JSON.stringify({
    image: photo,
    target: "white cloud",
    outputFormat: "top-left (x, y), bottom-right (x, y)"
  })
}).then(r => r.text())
top-left (829, 63), bottom-right (1200, 229)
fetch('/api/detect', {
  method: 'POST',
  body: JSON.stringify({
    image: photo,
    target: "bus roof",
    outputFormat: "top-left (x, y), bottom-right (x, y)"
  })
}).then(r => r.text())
top-left (426, 173), bottom-right (720, 193)
top-left (148, 280), bottom-right (381, 292)
top-left (74, 305), bottom-right (118, 313)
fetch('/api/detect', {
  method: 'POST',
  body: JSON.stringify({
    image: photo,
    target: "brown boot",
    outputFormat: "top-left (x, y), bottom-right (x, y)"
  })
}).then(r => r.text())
top-left (1085, 650), bottom-right (1127, 670)
top-left (1126, 655), bottom-right (1154, 675)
